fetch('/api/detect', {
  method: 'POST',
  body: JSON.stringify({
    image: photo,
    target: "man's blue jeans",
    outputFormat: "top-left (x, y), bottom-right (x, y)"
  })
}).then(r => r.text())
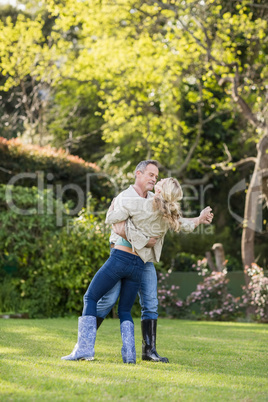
top-left (96, 260), bottom-right (158, 320)
top-left (82, 249), bottom-right (144, 323)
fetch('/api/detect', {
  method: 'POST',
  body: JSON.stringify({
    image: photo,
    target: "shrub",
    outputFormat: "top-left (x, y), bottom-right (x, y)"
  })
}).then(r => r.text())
top-left (0, 184), bottom-right (68, 277)
top-left (241, 263), bottom-right (268, 323)
top-left (157, 272), bottom-right (186, 318)
top-left (0, 184), bottom-right (70, 314)
top-left (172, 252), bottom-right (199, 272)
top-left (186, 259), bottom-right (241, 321)
top-left (20, 205), bottom-right (111, 317)
top-left (0, 185), bottom-right (112, 317)
top-left (0, 276), bottom-right (27, 313)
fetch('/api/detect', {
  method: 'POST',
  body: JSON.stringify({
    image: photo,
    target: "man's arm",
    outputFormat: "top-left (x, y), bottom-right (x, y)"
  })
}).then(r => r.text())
top-left (105, 195), bottom-right (130, 225)
top-left (106, 195), bottom-right (157, 248)
top-left (112, 220), bottom-right (159, 248)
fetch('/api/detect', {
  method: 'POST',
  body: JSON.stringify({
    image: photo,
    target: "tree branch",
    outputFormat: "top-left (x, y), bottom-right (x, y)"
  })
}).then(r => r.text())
top-left (203, 110), bottom-right (231, 125)
top-left (230, 0), bottom-right (268, 10)
top-left (183, 172), bottom-right (214, 185)
top-left (230, 67), bottom-right (265, 129)
top-left (211, 143), bottom-right (257, 171)
top-left (172, 109), bottom-right (231, 176)
top-left (0, 166), bottom-right (13, 174)
top-left (160, 6), bottom-right (266, 131)
top-left (61, 129), bottom-right (100, 147)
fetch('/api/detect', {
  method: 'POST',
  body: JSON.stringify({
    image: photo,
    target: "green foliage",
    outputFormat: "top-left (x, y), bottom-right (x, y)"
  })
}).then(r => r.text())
top-left (0, 183), bottom-right (112, 317)
top-left (0, 14), bottom-right (46, 92)
top-left (44, 0), bottom-right (267, 172)
top-left (0, 184), bottom-right (67, 272)
top-left (171, 252), bottom-right (199, 272)
top-left (0, 184), bottom-right (69, 315)
top-left (0, 3), bottom-right (57, 143)
top-left (0, 0), bottom-right (267, 315)
top-left (0, 4), bottom-right (22, 25)
top-left (1, 0), bottom-right (266, 170)
top-left (160, 229), bottom-right (215, 271)
top-left (48, 79), bottom-right (105, 162)
top-left (19, 206), bottom-right (110, 318)
top-left (0, 277), bottom-right (26, 313)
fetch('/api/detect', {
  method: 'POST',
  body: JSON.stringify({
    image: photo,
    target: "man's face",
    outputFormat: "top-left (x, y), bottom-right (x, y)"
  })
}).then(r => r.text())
top-left (136, 164), bottom-right (159, 192)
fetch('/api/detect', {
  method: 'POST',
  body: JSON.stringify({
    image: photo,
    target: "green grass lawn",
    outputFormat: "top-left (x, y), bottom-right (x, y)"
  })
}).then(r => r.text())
top-left (0, 318), bottom-right (267, 401)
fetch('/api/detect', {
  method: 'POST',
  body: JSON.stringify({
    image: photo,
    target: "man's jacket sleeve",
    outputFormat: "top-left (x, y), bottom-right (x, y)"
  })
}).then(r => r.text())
top-left (105, 194), bottom-right (130, 224)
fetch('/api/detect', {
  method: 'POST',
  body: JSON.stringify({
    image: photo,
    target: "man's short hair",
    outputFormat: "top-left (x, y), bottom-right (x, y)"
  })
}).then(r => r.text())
top-left (134, 160), bottom-right (159, 176)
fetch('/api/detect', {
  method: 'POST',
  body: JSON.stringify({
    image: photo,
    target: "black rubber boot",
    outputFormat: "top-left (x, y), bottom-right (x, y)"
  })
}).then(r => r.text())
top-left (141, 319), bottom-right (169, 363)
top-left (96, 317), bottom-right (104, 330)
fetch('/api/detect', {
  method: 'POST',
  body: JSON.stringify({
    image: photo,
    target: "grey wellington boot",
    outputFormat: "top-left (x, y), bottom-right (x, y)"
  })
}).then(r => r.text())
top-left (120, 320), bottom-right (136, 364)
top-left (61, 315), bottom-right (97, 361)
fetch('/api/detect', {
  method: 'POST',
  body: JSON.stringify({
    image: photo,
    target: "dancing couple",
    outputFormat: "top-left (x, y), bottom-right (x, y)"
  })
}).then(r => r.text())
top-left (61, 160), bottom-right (213, 363)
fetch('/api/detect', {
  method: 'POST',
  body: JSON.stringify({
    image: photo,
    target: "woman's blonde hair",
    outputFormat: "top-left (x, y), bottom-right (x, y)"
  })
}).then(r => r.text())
top-left (153, 178), bottom-right (183, 232)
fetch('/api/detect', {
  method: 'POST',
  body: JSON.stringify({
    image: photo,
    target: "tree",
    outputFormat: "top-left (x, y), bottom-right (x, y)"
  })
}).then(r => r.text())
top-left (0, 6), bottom-right (56, 145)
top-left (2, 0), bottom-right (267, 274)
top-left (146, 0), bottom-right (268, 277)
top-left (47, 0), bottom-right (241, 172)
top-left (47, 78), bottom-right (105, 161)
top-left (47, 0), bottom-right (268, 275)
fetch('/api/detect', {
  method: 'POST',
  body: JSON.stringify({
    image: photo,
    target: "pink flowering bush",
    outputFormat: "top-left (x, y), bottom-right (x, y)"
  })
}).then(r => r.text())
top-left (157, 272), bottom-right (186, 318)
top-left (157, 260), bottom-right (267, 322)
top-left (187, 259), bottom-right (240, 321)
top-left (241, 264), bottom-right (268, 323)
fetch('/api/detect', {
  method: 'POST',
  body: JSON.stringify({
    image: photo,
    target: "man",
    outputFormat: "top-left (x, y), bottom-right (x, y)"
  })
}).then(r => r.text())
top-left (96, 160), bottom-right (212, 363)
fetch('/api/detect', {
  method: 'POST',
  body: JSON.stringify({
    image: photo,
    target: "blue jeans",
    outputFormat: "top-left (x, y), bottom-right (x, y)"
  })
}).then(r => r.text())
top-left (96, 261), bottom-right (158, 320)
top-left (82, 249), bottom-right (145, 323)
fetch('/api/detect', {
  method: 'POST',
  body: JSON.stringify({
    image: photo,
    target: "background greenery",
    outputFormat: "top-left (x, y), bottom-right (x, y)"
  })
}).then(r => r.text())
top-left (0, 0), bottom-right (267, 318)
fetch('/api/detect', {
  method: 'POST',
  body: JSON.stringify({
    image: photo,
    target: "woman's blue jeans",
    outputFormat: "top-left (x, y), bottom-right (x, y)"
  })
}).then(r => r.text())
top-left (96, 260), bottom-right (158, 320)
top-left (82, 249), bottom-right (145, 323)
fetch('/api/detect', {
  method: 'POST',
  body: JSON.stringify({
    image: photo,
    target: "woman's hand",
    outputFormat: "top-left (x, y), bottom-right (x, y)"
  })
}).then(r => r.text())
top-left (199, 206), bottom-right (213, 225)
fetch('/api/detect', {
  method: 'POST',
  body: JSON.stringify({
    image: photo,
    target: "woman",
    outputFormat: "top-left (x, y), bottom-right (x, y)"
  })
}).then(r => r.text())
top-left (61, 178), bottom-right (213, 364)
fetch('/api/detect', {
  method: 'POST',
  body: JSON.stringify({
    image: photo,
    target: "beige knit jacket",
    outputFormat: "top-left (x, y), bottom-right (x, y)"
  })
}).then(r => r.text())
top-left (106, 185), bottom-right (195, 263)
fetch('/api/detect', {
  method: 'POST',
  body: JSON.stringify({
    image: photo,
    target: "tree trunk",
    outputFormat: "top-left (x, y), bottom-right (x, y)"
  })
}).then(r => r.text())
top-left (211, 243), bottom-right (225, 272)
top-left (205, 251), bottom-right (216, 271)
top-left (241, 130), bottom-right (268, 284)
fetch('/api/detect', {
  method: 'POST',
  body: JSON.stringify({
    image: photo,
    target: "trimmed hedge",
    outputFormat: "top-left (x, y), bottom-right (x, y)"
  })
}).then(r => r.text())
top-left (0, 137), bottom-right (112, 203)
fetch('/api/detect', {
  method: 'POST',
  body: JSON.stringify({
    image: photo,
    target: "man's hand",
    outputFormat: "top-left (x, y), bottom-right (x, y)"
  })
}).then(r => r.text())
top-left (199, 206), bottom-right (213, 225)
top-left (145, 237), bottom-right (160, 248)
top-left (112, 221), bottom-right (127, 240)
